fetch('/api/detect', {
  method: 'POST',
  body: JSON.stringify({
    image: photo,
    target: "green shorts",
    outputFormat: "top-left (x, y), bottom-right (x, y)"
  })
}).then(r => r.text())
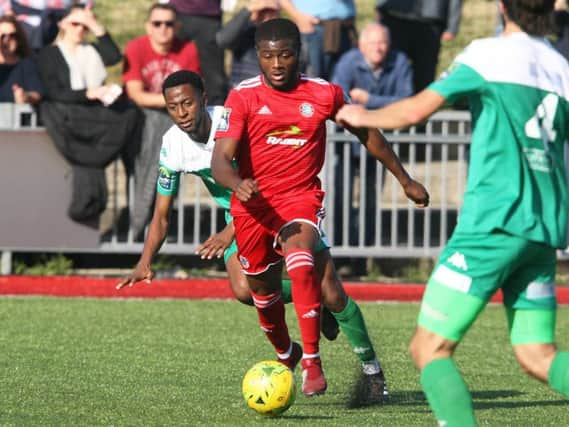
top-left (418, 230), bottom-right (557, 344)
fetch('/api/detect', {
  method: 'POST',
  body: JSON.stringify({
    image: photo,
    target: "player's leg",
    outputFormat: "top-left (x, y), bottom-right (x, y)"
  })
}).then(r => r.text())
top-left (411, 283), bottom-right (482, 427)
top-left (315, 249), bottom-right (389, 403)
top-left (511, 313), bottom-right (569, 397)
top-left (233, 215), bottom-right (302, 371)
top-left (224, 240), bottom-right (253, 305)
top-left (279, 220), bottom-right (326, 396)
top-left (225, 236), bottom-right (335, 342)
top-left (502, 244), bottom-right (569, 398)
top-left (247, 263), bottom-right (302, 370)
top-left (410, 230), bottom-right (524, 426)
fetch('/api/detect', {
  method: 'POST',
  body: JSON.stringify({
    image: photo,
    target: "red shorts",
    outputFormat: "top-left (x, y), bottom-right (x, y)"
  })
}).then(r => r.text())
top-left (232, 190), bottom-right (325, 275)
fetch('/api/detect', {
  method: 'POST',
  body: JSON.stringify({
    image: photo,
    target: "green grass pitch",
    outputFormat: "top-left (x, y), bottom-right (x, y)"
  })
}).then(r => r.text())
top-left (0, 297), bottom-right (567, 425)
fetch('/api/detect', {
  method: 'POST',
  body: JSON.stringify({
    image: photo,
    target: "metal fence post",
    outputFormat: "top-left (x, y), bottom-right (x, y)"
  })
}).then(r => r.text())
top-left (1, 251), bottom-right (12, 275)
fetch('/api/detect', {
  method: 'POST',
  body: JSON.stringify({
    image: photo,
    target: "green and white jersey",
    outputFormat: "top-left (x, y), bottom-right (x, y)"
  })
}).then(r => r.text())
top-left (430, 32), bottom-right (569, 248)
top-left (157, 106), bottom-right (232, 213)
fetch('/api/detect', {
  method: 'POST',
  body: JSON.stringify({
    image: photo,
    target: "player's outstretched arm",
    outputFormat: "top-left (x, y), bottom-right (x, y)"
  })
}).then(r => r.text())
top-left (336, 89), bottom-right (445, 130)
top-left (212, 137), bottom-right (258, 201)
top-left (116, 193), bottom-right (173, 289)
top-left (196, 221), bottom-right (235, 260)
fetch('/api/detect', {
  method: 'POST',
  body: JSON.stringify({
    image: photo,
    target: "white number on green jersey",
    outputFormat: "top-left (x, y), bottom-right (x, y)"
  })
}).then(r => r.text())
top-left (524, 93), bottom-right (559, 147)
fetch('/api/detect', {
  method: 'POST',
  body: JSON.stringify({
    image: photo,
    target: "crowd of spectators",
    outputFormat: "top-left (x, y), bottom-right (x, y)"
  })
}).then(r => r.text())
top-left (3, 0), bottom-right (568, 238)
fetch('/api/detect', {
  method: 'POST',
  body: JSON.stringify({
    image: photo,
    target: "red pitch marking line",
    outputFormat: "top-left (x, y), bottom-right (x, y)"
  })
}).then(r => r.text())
top-left (0, 276), bottom-right (568, 304)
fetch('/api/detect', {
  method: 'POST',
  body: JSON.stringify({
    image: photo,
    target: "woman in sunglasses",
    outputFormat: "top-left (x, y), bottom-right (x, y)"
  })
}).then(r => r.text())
top-left (36, 4), bottom-right (141, 223)
top-left (37, 4), bottom-right (122, 106)
top-left (0, 15), bottom-right (43, 104)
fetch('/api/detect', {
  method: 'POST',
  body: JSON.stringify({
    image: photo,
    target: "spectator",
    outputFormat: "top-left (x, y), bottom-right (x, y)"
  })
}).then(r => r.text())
top-left (167, 0), bottom-right (228, 104)
top-left (555, 0), bottom-right (569, 60)
top-left (333, 22), bottom-right (413, 109)
top-left (0, 15), bottom-right (43, 103)
top-left (331, 22), bottom-right (413, 250)
top-left (123, 2), bottom-right (201, 238)
top-left (37, 5), bottom-right (140, 222)
top-left (0, 0), bottom-right (94, 51)
top-left (280, 0), bottom-right (357, 80)
top-left (215, 0), bottom-right (279, 87)
top-left (376, 0), bottom-right (463, 92)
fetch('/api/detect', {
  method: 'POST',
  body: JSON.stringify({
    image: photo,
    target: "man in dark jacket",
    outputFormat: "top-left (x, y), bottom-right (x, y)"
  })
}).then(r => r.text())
top-left (376, 0), bottom-right (463, 92)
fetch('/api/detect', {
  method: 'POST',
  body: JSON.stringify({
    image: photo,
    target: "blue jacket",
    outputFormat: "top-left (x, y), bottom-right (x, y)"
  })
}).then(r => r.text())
top-left (332, 47), bottom-right (414, 109)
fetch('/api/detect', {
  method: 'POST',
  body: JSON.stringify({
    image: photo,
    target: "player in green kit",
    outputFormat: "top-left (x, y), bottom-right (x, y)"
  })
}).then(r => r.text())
top-left (117, 70), bottom-right (389, 404)
top-left (337, 0), bottom-right (569, 424)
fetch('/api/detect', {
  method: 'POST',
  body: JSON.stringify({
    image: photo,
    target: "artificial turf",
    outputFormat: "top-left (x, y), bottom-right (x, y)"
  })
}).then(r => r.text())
top-left (0, 297), bottom-right (567, 426)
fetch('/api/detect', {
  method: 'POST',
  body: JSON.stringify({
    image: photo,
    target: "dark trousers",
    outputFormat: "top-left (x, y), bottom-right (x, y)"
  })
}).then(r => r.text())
top-left (177, 14), bottom-right (228, 105)
top-left (381, 13), bottom-right (444, 92)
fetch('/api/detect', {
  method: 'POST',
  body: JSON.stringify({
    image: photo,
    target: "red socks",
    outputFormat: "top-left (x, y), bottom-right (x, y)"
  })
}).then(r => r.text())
top-left (285, 249), bottom-right (321, 356)
top-left (250, 291), bottom-right (291, 354)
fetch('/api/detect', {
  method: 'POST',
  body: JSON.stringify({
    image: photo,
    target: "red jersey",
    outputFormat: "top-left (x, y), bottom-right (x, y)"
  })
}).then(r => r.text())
top-left (122, 35), bottom-right (201, 93)
top-left (215, 74), bottom-right (346, 213)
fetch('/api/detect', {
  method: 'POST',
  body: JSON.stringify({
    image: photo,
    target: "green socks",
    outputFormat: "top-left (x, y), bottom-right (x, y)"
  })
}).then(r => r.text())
top-left (332, 297), bottom-right (376, 363)
top-left (282, 283), bottom-right (377, 366)
top-left (281, 279), bottom-right (293, 304)
top-left (549, 351), bottom-right (569, 398)
top-left (420, 358), bottom-right (477, 427)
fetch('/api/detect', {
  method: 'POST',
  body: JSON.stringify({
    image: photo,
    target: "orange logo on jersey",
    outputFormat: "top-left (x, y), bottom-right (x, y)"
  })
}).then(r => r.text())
top-left (266, 125), bottom-right (302, 137)
top-left (266, 125), bottom-right (307, 148)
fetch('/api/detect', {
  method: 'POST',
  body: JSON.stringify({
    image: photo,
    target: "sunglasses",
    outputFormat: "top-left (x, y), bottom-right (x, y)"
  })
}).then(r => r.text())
top-left (0, 32), bottom-right (17, 41)
top-left (151, 20), bottom-right (175, 28)
top-left (70, 21), bottom-right (88, 30)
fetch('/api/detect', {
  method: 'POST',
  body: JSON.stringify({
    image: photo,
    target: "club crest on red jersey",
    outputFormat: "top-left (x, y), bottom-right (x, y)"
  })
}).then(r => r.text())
top-left (299, 102), bottom-right (314, 118)
top-left (239, 255), bottom-right (250, 269)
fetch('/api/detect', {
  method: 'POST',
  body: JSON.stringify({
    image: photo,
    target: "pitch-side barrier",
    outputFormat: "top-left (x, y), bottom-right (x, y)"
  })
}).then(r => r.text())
top-left (1, 104), bottom-right (567, 275)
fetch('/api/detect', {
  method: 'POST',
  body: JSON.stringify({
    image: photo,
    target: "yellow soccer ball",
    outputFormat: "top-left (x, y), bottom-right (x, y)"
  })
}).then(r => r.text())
top-left (242, 360), bottom-right (296, 416)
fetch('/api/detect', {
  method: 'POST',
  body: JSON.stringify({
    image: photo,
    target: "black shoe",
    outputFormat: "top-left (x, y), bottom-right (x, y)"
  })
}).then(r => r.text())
top-left (350, 369), bottom-right (389, 407)
top-left (320, 306), bottom-right (339, 341)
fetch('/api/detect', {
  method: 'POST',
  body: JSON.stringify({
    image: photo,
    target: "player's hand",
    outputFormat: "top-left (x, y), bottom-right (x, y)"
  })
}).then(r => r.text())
top-left (294, 11), bottom-right (319, 33)
top-left (197, 232), bottom-right (232, 259)
top-left (441, 31), bottom-right (455, 42)
top-left (349, 88), bottom-right (370, 105)
top-left (335, 104), bottom-right (366, 128)
top-left (12, 84), bottom-right (26, 104)
top-left (234, 178), bottom-right (259, 202)
top-left (116, 263), bottom-right (154, 290)
top-left (403, 179), bottom-right (430, 208)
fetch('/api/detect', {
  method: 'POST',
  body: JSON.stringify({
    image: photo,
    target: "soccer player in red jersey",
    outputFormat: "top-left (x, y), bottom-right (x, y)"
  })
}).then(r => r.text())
top-left (212, 18), bottom-right (429, 396)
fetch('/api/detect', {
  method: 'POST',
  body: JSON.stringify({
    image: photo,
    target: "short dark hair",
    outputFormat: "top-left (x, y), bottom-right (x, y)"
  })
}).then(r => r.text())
top-left (162, 70), bottom-right (205, 96)
top-left (147, 2), bottom-right (177, 20)
top-left (502, 0), bottom-right (554, 36)
top-left (255, 18), bottom-right (301, 51)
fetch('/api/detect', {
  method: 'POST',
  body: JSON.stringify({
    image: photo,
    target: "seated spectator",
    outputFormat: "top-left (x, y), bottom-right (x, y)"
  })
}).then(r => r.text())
top-left (555, 0), bottom-right (569, 60)
top-left (0, 0), bottom-right (94, 51)
top-left (123, 2), bottom-right (201, 238)
top-left (0, 15), bottom-right (43, 103)
top-left (333, 22), bottom-right (413, 108)
top-left (331, 22), bottom-right (413, 253)
top-left (167, 0), bottom-right (228, 104)
top-left (37, 5), bottom-right (140, 223)
top-left (215, 0), bottom-right (279, 87)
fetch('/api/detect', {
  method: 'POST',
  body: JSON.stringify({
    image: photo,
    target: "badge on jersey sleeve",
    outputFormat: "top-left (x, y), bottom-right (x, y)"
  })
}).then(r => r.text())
top-left (158, 165), bottom-right (174, 191)
top-left (217, 108), bottom-right (232, 131)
